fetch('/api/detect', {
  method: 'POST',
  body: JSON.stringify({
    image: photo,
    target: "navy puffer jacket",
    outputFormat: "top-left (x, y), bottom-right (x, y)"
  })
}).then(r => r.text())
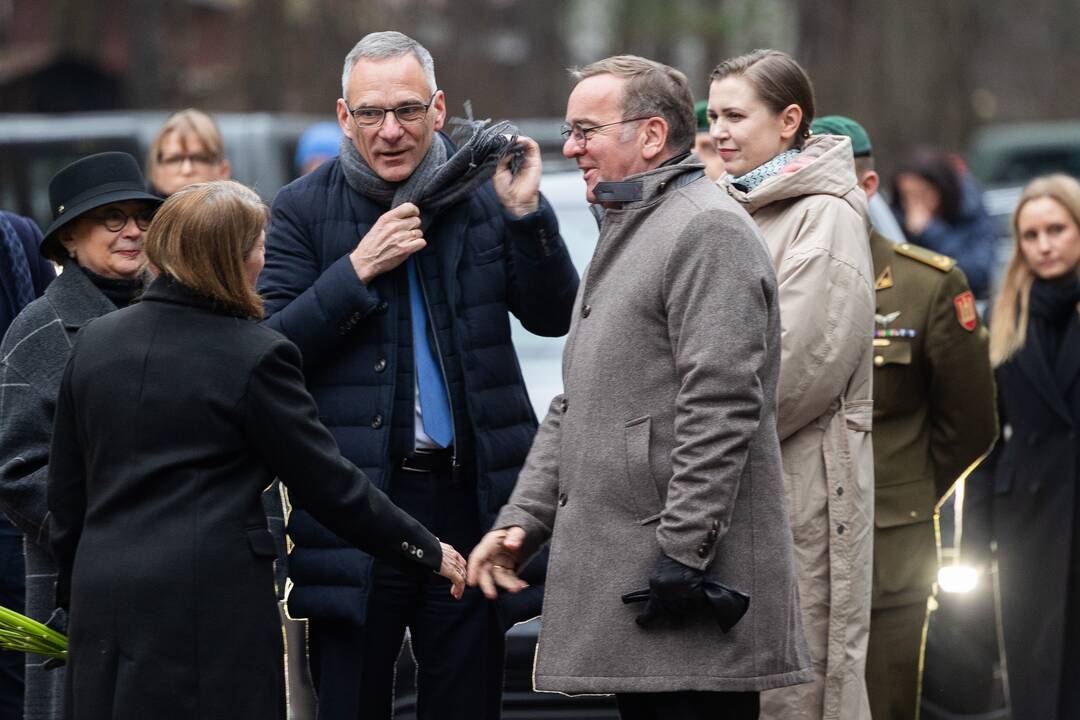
top-left (259, 143), bottom-right (579, 625)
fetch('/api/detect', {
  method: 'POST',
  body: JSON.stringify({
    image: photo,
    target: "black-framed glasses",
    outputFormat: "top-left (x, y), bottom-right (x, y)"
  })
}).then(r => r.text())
top-left (84, 206), bottom-right (156, 232)
top-left (158, 152), bottom-right (220, 168)
top-left (560, 116), bottom-right (652, 149)
top-left (344, 92), bottom-right (438, 128)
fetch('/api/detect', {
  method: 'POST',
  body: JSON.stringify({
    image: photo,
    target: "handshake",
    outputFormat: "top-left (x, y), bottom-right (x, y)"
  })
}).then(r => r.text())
top-left (464, 528), bottom-right (748, 633)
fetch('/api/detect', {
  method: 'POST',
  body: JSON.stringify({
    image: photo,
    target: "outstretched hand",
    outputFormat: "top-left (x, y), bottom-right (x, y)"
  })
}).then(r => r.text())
top-left (492, 136), bottom-right (541, 218)
top-left (438, 542), bottom-right (467, 600)
top-left (467, 526), bottom-right (529, 599)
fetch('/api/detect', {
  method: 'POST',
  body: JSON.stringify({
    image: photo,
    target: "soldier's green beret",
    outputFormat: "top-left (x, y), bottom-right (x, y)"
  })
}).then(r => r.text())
top-left (695, 100), bottom-right (710, 132)
top-left (811, 115), bottom-right (873, 157)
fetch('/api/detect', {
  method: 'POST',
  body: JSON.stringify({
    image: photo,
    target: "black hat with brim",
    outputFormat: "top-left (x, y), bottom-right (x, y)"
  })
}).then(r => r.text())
top-left (40, 151), bottom-right (163, 261)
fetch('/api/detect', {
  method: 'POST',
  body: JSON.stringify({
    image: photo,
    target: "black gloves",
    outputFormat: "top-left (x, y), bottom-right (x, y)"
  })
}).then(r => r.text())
top-left (622, 551), bottom-right (750, 633)
top-left (629, 553), bottom-right (706, 627)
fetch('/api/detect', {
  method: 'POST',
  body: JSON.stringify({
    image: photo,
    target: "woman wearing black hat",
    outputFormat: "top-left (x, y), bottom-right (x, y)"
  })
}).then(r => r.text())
top-left (0, 152), bottom-right (161, 720)
top-left (45, 180), bottom-right (464, 719)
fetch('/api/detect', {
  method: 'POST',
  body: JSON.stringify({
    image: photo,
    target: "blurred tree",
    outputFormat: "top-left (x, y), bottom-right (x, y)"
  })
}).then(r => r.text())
top-left (6, 0), bottom-right (1080, 167)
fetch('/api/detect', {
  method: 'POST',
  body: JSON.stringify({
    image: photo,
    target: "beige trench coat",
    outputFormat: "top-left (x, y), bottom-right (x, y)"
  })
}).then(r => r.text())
top-left (726, 135), bottom-right (876, 720)
top-left (496, 160), bottom-right (812, 694)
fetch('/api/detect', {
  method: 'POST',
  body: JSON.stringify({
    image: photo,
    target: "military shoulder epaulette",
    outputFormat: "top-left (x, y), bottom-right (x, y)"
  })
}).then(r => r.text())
top-left (893, 243), bottom-right (956, 273)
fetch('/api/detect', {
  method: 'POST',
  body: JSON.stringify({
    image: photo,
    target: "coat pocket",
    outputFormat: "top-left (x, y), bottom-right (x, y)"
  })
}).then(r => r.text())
top-left (875, 477), bottom-right (936, 528)
top-left (246, 527), bottom-right (279, 559)
top-left (623, 416), bottom-right (664, 522)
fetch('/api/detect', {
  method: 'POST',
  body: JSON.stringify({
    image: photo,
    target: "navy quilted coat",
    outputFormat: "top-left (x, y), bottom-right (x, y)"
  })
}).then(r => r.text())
top-left (259, 144), bottom-right (579, 625)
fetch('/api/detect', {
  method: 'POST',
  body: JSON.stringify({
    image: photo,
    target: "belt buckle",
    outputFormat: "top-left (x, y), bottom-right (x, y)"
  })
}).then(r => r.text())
top-left (400, 455), bottom-right (427, 473)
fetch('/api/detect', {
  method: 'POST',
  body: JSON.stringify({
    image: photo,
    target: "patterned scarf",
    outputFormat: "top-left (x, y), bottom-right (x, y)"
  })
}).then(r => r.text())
top-left (730, 148), bottom-right (802, 192)
top-left (0, 211), bottom-right (35, 311)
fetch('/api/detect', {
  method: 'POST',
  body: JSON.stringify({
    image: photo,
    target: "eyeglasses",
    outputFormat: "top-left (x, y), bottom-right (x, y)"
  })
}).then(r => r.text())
top-left (344, 92), bottom-right (438, 128)
top-left (560, 116), bottom-right (652, 149)
top-left (158, 153), bottom-right (220, 168)
top-left (84, 207), bottom-right (156, 232)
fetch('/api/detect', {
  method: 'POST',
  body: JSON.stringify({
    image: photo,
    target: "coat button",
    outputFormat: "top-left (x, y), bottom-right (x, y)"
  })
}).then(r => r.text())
top-left (416, 548), bottom-right (424, 559)
top-left (560, 398), bottom-right (569, 413)
top-left (837, 524), bottom-right (846, 535)
top-left (873, 355), bottom-right (885, 367)
top-left (836, 486), bottom-right (844, 496)
top-left (697, 544), bottom-right (709, 558)
top-left (374, 358), bottom-right (387, 372)
top-left (558, 493), bottom-right (568, 507)
top-left (707, 529), bottom-right (718, 541)
top-left (376, 300), bottom-right (389, 314)
top-left (401, 541), bottom-right (409, 551)
top-left (371, 414), bottom-right (384, 429)
top-left (581, 304), bottom-right (591, 318)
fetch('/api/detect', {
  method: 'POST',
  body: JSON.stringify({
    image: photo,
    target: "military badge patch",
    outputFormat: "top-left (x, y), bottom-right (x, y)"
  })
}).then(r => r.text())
top-left (954, 291), bottom-right (977, 332)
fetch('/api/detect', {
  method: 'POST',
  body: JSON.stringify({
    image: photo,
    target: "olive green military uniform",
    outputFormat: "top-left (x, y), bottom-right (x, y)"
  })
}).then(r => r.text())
top-left (864, 230), bottom-right (997, 720)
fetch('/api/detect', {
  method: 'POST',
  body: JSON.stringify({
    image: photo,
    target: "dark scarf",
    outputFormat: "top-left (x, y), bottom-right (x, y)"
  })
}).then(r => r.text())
top-left (1029, 272), bottom-right (1080, 369)
top-left (338, 119), bottom-right (522, 229)
top-left (76, 263), bottom-right (143, 309)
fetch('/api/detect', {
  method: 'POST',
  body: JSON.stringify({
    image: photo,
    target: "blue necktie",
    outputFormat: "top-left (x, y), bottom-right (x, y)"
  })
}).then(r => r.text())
top-left (406, 257), bottom-right (453, 447)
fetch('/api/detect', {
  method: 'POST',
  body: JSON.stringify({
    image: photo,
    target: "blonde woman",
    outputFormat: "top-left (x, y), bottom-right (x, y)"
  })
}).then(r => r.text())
top-left (147, 109), bottom-right (231, 196)
top-left (968, 174), bottom-right (1080, 720)
top-left (46, 181), bottom-right (465, 720)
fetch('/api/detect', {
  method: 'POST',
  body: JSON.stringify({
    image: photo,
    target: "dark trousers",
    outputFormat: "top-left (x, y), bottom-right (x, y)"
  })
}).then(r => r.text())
top-left (615, 691), bottom-right (759, 720)
top-left (309, 466), bottom-right (503, 720)
top-left (0, 519), bottom-right (24, 720)
top-left (865, 600), bottom-right (929, 720)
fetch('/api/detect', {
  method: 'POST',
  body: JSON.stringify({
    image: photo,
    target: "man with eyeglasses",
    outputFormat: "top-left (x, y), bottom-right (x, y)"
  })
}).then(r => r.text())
top-left (258, 30), bottom-right (578, 720)
top-left (469, 55), bottom-right (812, 720)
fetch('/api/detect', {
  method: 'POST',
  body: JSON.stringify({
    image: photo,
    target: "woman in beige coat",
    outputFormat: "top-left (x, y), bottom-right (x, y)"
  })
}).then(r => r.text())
top-left (708, 50), bottom-right (876, 720)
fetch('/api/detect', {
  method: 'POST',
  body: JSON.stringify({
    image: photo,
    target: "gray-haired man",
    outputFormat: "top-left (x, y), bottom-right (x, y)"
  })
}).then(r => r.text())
top-left (258, 31), bottom-right (579, 719)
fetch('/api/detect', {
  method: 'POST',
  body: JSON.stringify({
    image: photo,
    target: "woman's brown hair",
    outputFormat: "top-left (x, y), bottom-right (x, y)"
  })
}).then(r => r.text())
top-left (989, 173), bottom-right (1080, 366)
top-left (144, 181), bottom-right (267, 319)
top-left (710, 49), bottom-right (816, 146)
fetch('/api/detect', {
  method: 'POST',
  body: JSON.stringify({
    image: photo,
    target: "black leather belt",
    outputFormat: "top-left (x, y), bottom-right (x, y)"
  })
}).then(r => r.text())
top-left (399, 447), bottom-right (454, 474)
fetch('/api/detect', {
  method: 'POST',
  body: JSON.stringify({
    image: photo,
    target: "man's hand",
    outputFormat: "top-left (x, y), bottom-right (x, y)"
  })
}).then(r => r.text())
top-left (634, 552), bottom-right (707, 627)
top-left (349, 203), bottom-right (426, 284)
top-left (492, 136), bottom-right (541, 218)
top-left (467, 526), bottom-right (529, 599)
top-left (438, 542), bottom-right (467, 600)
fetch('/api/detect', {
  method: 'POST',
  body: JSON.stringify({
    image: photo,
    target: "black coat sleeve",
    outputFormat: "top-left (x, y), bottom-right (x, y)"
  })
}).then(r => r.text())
top-left (241, 338), bottom-right (442, 572)
top-left (46, 357), bottom-right (87, 610)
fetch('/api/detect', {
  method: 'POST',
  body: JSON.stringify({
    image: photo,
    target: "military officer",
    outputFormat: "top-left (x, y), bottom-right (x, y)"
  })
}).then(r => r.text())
top-left (811, 116), bottom-right (998, 720)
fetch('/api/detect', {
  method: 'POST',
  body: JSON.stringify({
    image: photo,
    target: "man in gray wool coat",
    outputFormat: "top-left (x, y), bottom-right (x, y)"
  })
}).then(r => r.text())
top-left (468, 55), bottom-right (813, 720)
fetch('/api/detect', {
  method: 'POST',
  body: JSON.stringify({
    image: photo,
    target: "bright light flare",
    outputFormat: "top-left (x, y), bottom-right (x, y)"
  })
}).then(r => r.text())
top-left (938, 565), bottom-right (978, 594)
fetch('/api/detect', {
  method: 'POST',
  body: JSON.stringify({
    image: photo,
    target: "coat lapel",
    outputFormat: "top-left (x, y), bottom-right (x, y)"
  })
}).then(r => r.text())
top-left (1053, 314), bottom-right (1080, 399)
top-left (46, 263), bottom-right (119, 331)
top-left (1014, 327), bottom-right (1073, 425)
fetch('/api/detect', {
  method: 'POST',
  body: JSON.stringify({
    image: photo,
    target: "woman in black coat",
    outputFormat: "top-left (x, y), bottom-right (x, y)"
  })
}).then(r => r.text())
top-left (46, 181), bottom-right (466, 720)
top-left (974, 173), bottom-right (1080, 719)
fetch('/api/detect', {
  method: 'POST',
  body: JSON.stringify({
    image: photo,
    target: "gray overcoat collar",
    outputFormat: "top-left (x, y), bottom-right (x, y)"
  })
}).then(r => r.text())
top-left (589, 158), bottom-right (706, 227)
top-left (44, 261), bottom-right (118, 330)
